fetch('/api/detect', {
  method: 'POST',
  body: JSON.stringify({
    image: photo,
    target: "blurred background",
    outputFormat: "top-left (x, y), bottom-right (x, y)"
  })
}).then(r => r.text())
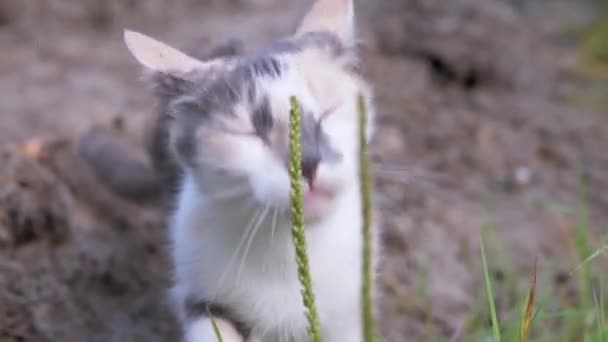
top-left (0, 0), bottom-right (606, 341)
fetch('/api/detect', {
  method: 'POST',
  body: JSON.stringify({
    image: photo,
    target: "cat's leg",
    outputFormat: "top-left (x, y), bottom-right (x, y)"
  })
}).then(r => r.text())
top-left (185, 317), bottom-right (244, 342)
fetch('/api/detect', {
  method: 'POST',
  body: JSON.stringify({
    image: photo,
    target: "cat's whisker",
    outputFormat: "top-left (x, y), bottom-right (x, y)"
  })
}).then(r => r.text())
top-left (374, 168), bottom-right (417, 175)
top-left (373, 167), bottom-right (447, 191)
top-left (374, 167), bottom-right (427, 178)
top-left (373, 192), bottom-right (399, 209)
top-left (236, 205), bottom-right (270, 280)
top-left (270, 208), bottom-right (279, 245)
top-left (214, 207), bottom-right (264, 292)
top-left (374, 164), bottom-right (415, 170)
top-left (373, 161), bottom-right (425, 171)
top-left (181, 205), bottom-right (260, 296)
top-left (192, 158), bottom-right (231, 172)
top-left (243, 197), bottom-right (259, 210)
top-left (203, 186), bottom-right (250, 201)
top-left (374, 171), bottom-right (422, 186)
top-left (375, 161), bottom-right (450, 177)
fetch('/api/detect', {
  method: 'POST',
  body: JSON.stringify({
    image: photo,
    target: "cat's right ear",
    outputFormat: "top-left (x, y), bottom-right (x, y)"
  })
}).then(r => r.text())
top-left (124, 30), bottom-right (213, 74)
top-left (295, 0), bottom-right (355, 46)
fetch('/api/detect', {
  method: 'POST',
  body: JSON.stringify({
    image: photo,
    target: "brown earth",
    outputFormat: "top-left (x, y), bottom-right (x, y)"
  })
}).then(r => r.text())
top-left (0, 0), bottom-right (607, 341)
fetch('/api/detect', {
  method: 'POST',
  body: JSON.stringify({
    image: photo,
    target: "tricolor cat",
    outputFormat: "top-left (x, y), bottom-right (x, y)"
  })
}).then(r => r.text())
top-left (124, 0), bottom-right (378, 341)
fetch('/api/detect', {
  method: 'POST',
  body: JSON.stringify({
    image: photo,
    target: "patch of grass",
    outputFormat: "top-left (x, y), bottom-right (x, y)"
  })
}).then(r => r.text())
top-left (593, 282), bottom-right (606, 342)
top-left (414, 262), bottom-right (436, 339)
top-left (519, 260), bottom-right (537, 342)
top-left (580, 16), bottom-right (608, 77)
top-left (565, 12), bottom-right (608, 115)
top-left (574, 172), bottom-right (594, 318)
top-left (458, 187), bottom-right (608, 341)
top-left (563, 83), bottom-right (608, 114)
top-left (481, 236), bottom-right (502, 341)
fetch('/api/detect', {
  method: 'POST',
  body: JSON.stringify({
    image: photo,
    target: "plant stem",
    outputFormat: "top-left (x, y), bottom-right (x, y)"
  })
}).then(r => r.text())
top-left (288, 96), bottom-right (322, 342)
top-left (481, 236), bottom-right (501, 342)
top-left (358, 95), bottom-right (377, 342)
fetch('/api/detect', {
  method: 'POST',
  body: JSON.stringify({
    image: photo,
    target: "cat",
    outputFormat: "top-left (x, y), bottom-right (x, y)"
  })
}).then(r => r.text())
top-left (124, 0), bottom-right (378, 341)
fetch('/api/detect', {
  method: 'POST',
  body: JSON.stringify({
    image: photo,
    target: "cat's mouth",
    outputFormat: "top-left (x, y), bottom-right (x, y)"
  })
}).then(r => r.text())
top-left (302, 182), bottom-right (338, 220)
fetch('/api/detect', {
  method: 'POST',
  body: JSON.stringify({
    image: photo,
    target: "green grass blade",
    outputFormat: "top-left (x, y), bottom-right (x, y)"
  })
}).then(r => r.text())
top-left (358, 95), bottom-right (377, 342)
top-left (288, 96), bottom-right (322, 342)
top-left (594, 282), bottom-right (607, 342)
top-left (520, 260), bottom-right (537, 342)
top-left (206, 307), bottom-right (224, 342)
top-left (570, 245), bottom-right (608, 277)
top-left (575, 170), bottom-right (593, 312)
top-left (480, 237), bottom-right (501, 341)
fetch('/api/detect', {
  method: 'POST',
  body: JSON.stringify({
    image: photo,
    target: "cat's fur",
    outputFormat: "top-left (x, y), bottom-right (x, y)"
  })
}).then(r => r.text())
top-left (124, 0), bottom-right (378, 341)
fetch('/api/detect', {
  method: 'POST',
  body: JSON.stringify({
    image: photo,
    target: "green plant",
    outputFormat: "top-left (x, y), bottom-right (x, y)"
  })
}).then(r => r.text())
top-left (481, 236), bottom-right (502, 341)
top-left (288, 96), bottom-right (322, 342)
top-left (519, 261), bottom-right (538, 342)
top-left (580, 15), bottom-right (608, 76)
top-left (461, 186), bottom-right (608, 342)
top-left (358, 95), bottom-right (377, 342)
top-left (287, 95), bottom-right (377, 342)
top-left (207, 307), bottom-right (224, 342)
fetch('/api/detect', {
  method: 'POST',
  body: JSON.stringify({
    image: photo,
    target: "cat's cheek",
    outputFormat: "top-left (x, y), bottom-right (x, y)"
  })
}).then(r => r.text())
top-left (195, 129), bottom-right (236, 164)
top-left (317, 164), bottom-right (347, 193)
top-left (196, 129), bottom-right (265, 169)
top-left (248, 162), bottom-right (290, 208)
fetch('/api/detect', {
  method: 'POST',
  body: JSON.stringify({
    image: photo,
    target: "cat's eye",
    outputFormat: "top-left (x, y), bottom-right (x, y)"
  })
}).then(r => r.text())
top-left (221, 128), bottom-right (258, 137)
top-left (252, 101), bottom-right (274, 137)
top-left (216, 122), bottom-right (257, 137)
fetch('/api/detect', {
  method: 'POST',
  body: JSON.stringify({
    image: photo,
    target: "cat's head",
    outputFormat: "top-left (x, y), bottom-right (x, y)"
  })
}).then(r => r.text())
top-left (124, 0), bottom-right (374, 220)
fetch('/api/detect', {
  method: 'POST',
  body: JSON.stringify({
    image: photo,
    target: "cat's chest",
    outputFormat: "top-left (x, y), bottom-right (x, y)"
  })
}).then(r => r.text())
top-left (175, 208), bottom-right (362, 337)
top-left (172, 179), bottom-right (364, 338)
top-left (220, 233), bottom-right (362, 341)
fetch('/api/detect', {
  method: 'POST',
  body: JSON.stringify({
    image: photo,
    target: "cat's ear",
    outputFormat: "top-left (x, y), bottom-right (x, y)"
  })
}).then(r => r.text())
top-left (295, 0), bottom-right (355, 45)
top-left (124, 30), bottom-right (211, 73)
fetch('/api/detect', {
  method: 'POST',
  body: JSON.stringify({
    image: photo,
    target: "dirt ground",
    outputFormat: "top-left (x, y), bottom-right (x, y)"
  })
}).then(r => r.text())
top-left (0, 0), bottom-right (607, 341)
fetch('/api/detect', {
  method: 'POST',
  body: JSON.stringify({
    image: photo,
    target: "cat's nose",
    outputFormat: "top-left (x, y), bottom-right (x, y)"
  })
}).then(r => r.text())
top-left (301, 155), bottom-right (320, 188)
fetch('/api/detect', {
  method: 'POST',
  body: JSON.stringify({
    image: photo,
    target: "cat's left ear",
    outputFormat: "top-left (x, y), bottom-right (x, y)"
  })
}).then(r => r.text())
top-left (124, 30), bottom-right (215, 74)
top-left (295, 0), bottom-right (355, 46)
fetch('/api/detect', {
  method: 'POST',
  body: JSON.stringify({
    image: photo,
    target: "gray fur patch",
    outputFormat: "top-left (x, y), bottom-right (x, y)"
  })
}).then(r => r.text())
top-left (156, 54), bottom-right (284, 118)
top-left (172, 117), bottom-right (199, 168)
top-left (152, 54), bottom-right (284, 166)
top-left (299, 111), bottom-right (343, 175)
top-left (149, 32), bottom-right (351, 170)
top-left (252, 96), bottom-right (273, 138)
top-left (151, 72), bottom-right (196, 100)
top-left (146, 39), bottom-right (246, 201)
top-left (242, 55), bottom-right (282, 78)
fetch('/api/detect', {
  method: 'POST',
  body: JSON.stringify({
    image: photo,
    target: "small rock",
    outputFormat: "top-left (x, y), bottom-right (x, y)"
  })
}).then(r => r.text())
top-left (513, 166), bottom-right (533, 187)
